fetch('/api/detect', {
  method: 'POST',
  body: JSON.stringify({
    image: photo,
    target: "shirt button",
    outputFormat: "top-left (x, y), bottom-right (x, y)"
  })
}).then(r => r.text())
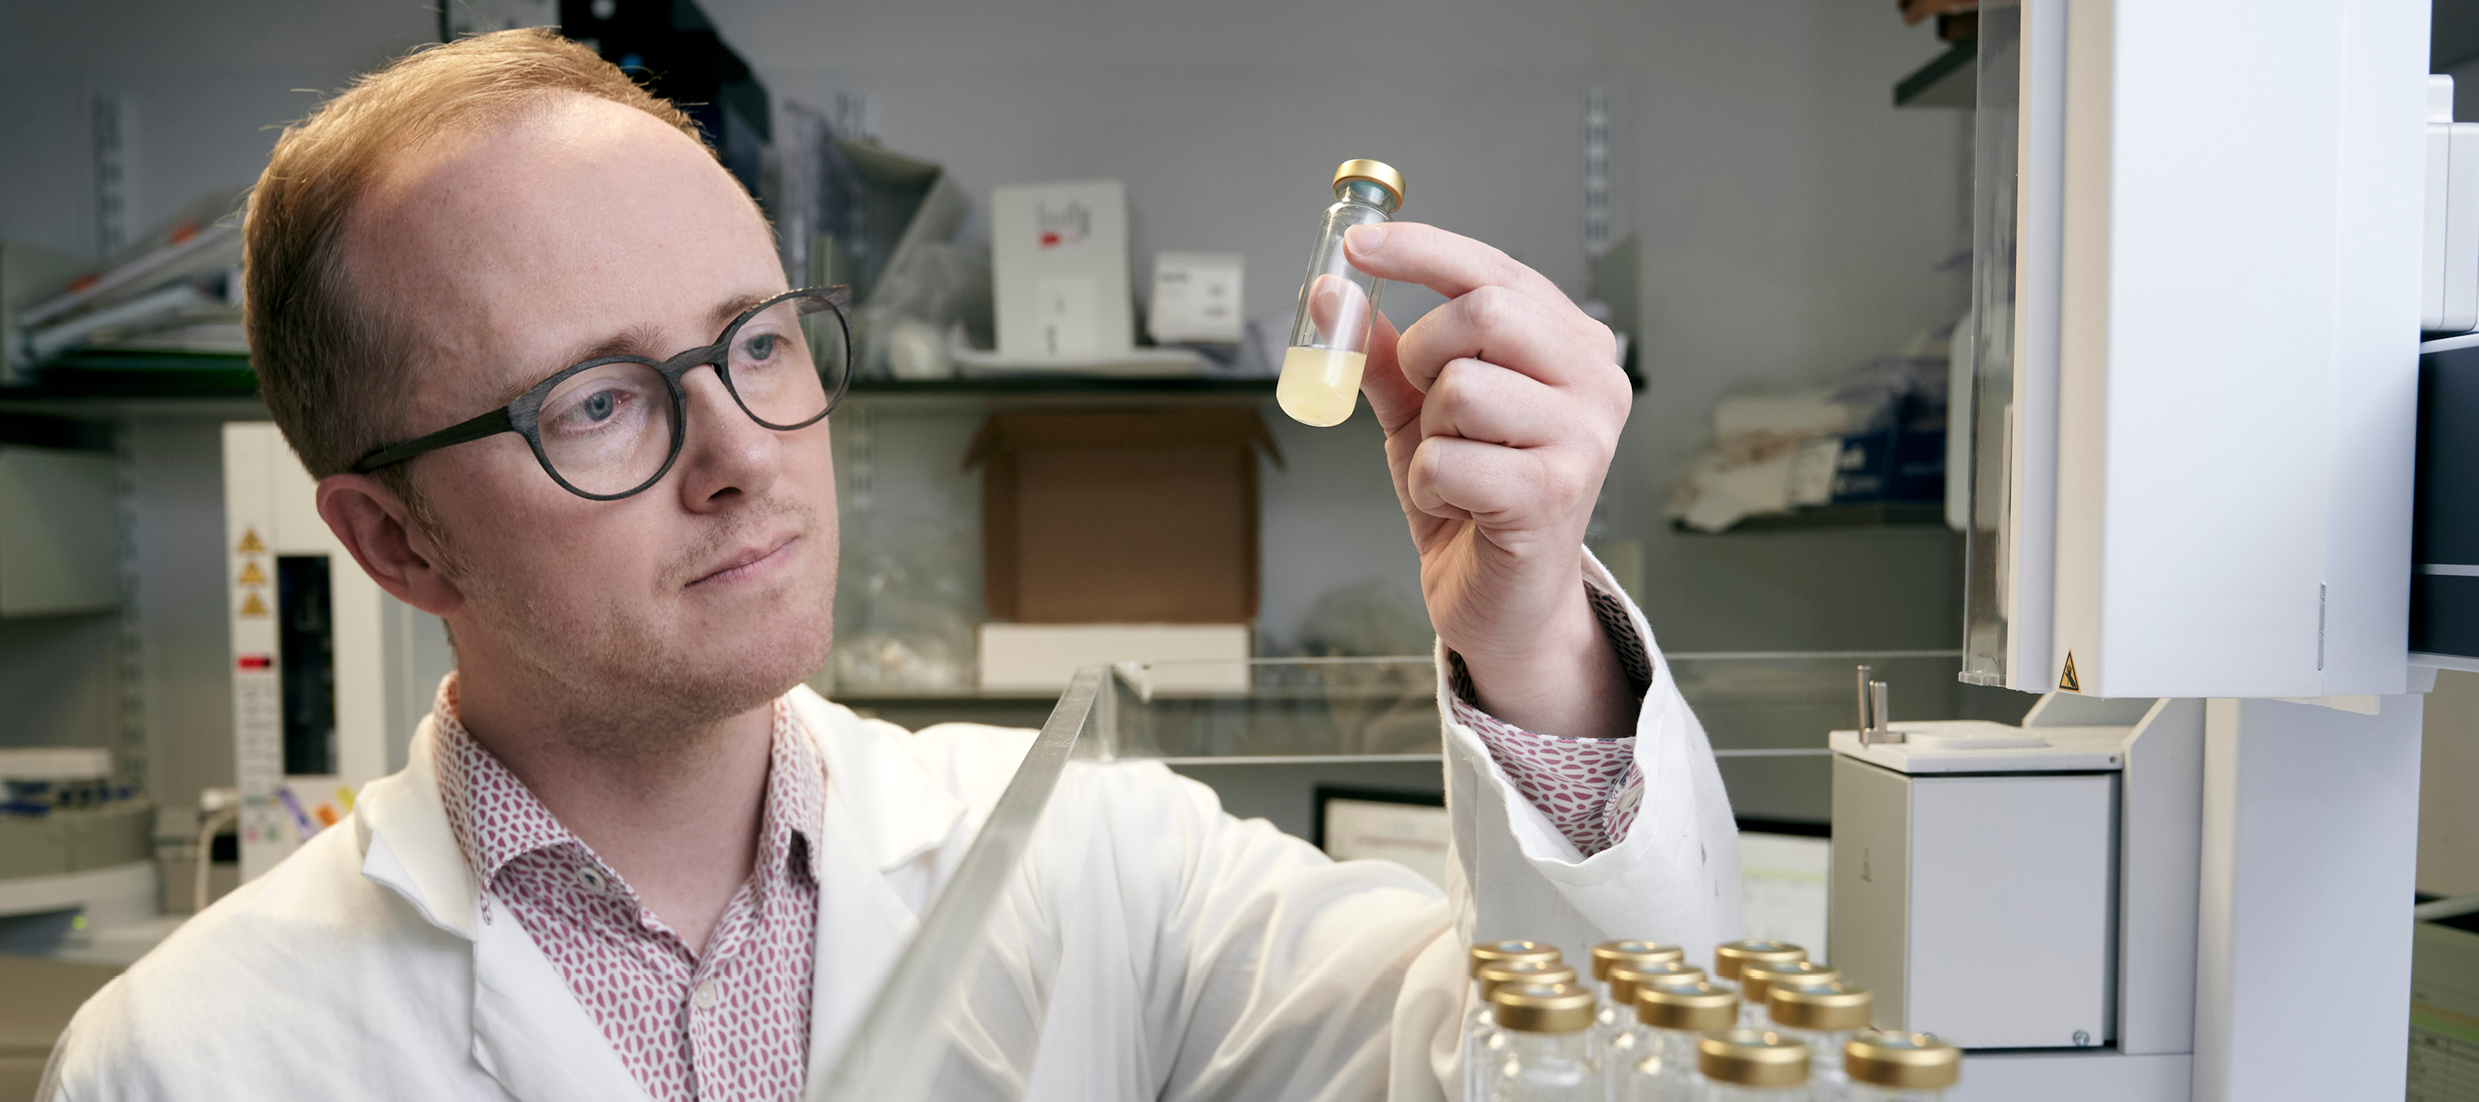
top-left (575, 867), bottom-right (607, 893)
top-left (693, 980), bottom-right (718, 1011)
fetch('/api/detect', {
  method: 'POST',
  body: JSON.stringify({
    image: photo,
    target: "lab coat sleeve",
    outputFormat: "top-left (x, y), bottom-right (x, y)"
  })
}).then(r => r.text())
top-left (1129, 548), bottom-right (1737, 1102)
top-left (1388, 546), bottom-right (1743, 1098)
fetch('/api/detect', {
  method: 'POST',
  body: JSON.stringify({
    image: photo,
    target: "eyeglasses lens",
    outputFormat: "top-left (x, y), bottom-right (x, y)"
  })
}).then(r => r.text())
top-left (538, 360), bottom-right (678, 496)
top-left (726, 293), bottom-right (849, 429)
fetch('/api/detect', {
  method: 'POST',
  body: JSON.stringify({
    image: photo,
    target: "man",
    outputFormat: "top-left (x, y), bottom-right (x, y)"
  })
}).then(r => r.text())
top-left (42, 29), bottom-right (1737, 1102)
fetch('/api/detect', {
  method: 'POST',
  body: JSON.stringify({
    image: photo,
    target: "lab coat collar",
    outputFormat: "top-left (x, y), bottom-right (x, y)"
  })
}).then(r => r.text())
top-left (784, 683), bottom-right (969, 872)
top-left (355, 721), bottom-right (478, 940)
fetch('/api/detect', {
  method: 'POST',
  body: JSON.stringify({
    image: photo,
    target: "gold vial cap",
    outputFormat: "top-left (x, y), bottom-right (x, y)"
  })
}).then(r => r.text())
top-left (1845, 1031), bottom-right (1962, 1089)
top-left (1608, 961), bottom-right (1704, 1006)
top-left (1697, 1029), bottom-right (1812, 1087)
top-left (1332, 159), bottom-right (1406, 209)
top-left (1490, 981), bottom-right (1597, 1034)
top-left (1740, 960), bottom-right (1839, 1012)
top-left (1591, 940), bottom-right (1687, 980)
top-left (1635, 979), bottom-right (1737, 1032)
top-left (1769, 980), bottom-right (1874, 1031)
top-left (1468, 940), bottom-right (1559, 977)
top-left (1475, 960), bottom-right (1577, 999)
top-left (1713, 939), bottom-right (1805, 981)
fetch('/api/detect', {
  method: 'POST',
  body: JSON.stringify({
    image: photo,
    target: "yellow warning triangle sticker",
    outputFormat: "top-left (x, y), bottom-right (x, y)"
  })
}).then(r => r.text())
top-left (237, 528), bottom-right (265, 554)
top-left (236, 561), bottom-right (266, 586)
top-left (2059, 652), bottom-right (2082, 693)
top-left (239, 591), bottom-right (269, 618)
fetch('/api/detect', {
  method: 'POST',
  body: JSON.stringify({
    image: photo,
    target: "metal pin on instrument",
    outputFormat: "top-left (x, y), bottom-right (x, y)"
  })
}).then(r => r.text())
top-left (1864, 679), bottom-right (1903, 745)
top-left (1854, 665), bottom-right (1874, 732)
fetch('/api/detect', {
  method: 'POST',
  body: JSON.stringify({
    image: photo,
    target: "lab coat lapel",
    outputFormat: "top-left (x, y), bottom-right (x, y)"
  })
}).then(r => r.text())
top-left (788, 686), bottom-right (966, 1082)
top-left (359, 720), bottom-right (650, 1102)
top-left (469, 905), bottom-right (656, 1102)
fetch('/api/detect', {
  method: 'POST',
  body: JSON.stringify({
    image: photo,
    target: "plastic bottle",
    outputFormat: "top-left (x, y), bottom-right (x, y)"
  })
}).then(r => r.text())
top-left (1278, 159), bottom-right (1405, 427)
top-left (1487, 981), bottom-right (1600, 1101)
top-left (1619, 979), bottom-right (1735, 1102)
top-left (1843, 1031), bottom-right (1961, 1101)
top-left (1696, 1029), bottom-right (1813, 1102)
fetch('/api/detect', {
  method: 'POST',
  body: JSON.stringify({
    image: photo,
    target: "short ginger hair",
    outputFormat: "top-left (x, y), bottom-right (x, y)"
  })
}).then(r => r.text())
top-left (245, 28), bottom-right (706, 482)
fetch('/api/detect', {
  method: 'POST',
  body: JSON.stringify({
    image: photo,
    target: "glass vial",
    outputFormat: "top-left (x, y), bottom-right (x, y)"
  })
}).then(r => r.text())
top-left (1767, 981), bottom-right (1873, 1097)
top-left (1738, 960), bottom-right (1838, 1030)
top-left (1487, 981), bottom-right (1600, 1101)
top-left (1712, 940), bottom-right (1806, 998)
top-left (1843, 1032), bottom-right (1961, 1101)
top-left (1600, 961), bottom-right (1702, 1071)
top-left (1278, 158), bottom-right (1405, 427)
top-left (1590, 941), bottom-right (1686, 1023)
top-left (1696, 1029), bottom-right (1812, 1102)
top-left (1620, 979), bottom-right (1735, 1102)
top-left (1468, 956), bottom-right (1577, 1102)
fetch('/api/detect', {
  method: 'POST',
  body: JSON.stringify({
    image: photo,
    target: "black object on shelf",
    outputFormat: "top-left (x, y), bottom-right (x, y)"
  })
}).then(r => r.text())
top-left (2413, 335), bottom-right (2479, 659)
top-left (559, 0), bottom-right (770, 200)
top-left (1895, 36), bottom-right (1976, 109)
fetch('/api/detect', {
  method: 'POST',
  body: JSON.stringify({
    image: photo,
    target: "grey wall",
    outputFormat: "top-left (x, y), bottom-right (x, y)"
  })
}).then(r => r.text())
top-left (0, 0), bottom-right (1984, 827)
top-left (720, 0), bottom-right (1977, 656)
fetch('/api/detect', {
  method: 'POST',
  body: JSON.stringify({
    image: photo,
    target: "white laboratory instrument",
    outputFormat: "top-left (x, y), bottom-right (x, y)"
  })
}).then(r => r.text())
top-left (221, 423), bottom-right (452, 880)
top-left (1847, 0), bottom-right (2434, 1098)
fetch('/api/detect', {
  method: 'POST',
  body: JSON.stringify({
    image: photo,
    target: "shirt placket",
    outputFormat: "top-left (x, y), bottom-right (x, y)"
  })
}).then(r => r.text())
top-left (681, 879), bottom-right (768, 1100)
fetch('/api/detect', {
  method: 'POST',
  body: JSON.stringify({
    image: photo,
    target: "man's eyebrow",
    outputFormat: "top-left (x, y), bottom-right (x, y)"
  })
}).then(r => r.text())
top-left (710, 291), bottom-right (777, 331)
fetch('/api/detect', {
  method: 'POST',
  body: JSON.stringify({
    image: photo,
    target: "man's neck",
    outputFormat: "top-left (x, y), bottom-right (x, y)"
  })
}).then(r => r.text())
top-left (451, 664), bottom-right (777, 956)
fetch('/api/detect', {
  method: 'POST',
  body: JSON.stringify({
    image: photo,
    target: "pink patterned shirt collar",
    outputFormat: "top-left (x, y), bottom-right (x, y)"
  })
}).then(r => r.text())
top-left (426, 673), bottom-right (824, 1102)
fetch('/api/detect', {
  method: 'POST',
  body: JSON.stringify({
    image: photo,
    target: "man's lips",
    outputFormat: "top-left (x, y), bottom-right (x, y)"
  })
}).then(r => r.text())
top-left (688, 534), bottom-right (797, 587)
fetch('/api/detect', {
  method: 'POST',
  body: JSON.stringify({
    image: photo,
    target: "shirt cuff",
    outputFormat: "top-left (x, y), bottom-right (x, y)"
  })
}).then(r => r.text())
top-left (1445, 584), bottom-right (1654, 857)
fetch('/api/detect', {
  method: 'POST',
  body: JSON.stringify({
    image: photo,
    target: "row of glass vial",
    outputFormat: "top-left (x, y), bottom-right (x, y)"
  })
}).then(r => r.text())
top-left (1462, 939), bottom-right (1962, 1101)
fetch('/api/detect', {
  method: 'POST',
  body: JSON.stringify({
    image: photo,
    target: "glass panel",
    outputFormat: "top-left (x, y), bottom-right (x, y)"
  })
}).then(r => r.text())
top-left (807, 650), bottom-right (2040, 1099)
top-left (1961, 0), bottom-right (2022, 687)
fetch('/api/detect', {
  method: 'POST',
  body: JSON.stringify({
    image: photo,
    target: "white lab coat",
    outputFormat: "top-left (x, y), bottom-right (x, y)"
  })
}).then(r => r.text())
top-left (40, 559), bottom-right (1739, 1101)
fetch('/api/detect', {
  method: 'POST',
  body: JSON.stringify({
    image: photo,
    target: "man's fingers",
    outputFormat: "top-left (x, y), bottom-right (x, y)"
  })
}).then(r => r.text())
top-left (1354, 308), bottom-right (1424, 437)
top-left (1342, 222), bottom-right (1571, 312)
top-left (1407, 434), bottom-right (1565, 525)
top-left (1419, 359), bottom-right (1578, 450)
top-left (1393, 283), bottom-right (1620, 394)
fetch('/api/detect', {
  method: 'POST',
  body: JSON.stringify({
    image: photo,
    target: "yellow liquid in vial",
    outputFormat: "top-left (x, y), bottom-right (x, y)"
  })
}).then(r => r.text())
top-left (1276, 346), bottom-right (1366, 427)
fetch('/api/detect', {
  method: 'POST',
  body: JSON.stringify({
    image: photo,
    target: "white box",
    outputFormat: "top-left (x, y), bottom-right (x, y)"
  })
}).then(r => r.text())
top-left (976, 622), bottom-right (1250, 692)
top-left (990, 180), bottom-right (1133, 361)
top-left (1830, 753), bottom-right (2117, 1049)
top-left (1147, 251), bottom-right (1245, 344)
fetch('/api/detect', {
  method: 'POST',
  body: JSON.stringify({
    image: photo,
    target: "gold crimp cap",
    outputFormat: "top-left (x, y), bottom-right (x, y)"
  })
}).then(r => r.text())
top-left (1713, 939), bottom-right (1805, 981)
top-left (1591, 940), bottom-right (1686, 981)
top-left (1769, 980), bottom-right (1873, 1031)
top-left (1608, 961), bottom-right (1704, 1007)
top-left (1468, 940), bottom-right (1560, 977)
top-left (1845, 1031), bottom-right (1962, 1089)
top-left (1333, 159), bottom-right (1406, 208)
top-left (1740, 960), bottom-right (1838, 1013)
top-left (1697, 1029), bottom-right (1812, 1087)
top-left (1636, 979), bottom-right (1737, 1032)
top-left (1475, 960), bottom-right (1577, 999)
top-left (1491, 981), bottom-right (1597, 1034)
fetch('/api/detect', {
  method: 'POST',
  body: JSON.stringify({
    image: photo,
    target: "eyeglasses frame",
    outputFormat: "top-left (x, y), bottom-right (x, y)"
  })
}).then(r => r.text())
top-left (348, 285), bottom-right (854, 501)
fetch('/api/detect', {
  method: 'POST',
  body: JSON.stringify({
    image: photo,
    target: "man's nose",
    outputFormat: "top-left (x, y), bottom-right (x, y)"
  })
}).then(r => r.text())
top-left (672, 363), bottom-right (780, 509)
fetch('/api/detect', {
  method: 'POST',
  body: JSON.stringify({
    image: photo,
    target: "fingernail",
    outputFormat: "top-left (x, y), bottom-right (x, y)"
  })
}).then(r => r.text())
top-left (1346, 224), bottom-right (1387, 253)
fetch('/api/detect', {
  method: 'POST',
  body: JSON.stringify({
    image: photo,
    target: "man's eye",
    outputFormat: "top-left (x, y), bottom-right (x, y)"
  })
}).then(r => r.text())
top-left (741, 333), bottom-right (780, 361)
top-left (579, 389), bottom-right (618, 422)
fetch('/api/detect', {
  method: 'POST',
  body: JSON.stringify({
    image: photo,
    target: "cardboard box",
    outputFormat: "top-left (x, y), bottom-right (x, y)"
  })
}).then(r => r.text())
top-left (990, 180), bottom-right (1133, 360)
top-left (966, 409), bottom-right (1281, 623)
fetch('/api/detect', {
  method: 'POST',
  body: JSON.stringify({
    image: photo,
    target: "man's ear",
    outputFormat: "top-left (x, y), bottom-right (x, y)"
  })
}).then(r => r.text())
top-left (316, 472), bottom-right (465, 618)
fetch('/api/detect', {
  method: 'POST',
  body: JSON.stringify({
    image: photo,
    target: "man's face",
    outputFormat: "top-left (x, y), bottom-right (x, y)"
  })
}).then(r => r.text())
top-left (348, 94), bottom-right (836, 734)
